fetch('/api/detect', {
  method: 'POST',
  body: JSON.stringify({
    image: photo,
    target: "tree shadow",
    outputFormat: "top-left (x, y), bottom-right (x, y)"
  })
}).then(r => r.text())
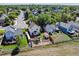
top-left (11, 47), bottom-right (20, 56)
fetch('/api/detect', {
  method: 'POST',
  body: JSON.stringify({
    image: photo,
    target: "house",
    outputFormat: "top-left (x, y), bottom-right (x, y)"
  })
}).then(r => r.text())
top-left (57, 22), bottom-right (75, 35)
top-left (28, 21), bottom-right (41, 37)
top-left (1, 31), bottom-right (16, 45)
top-left (52, 6), bottom-right (63, 12)
top-left (32, 10), bottom-right (38, 15)
top-left (0, 19), bottom-right (5, 26)
top-left (44, 24), bottom-right (56, 35)
top-left (68, 21), bottom-right (79, 32)
top-left (0, 14), bottom-right (7, 26)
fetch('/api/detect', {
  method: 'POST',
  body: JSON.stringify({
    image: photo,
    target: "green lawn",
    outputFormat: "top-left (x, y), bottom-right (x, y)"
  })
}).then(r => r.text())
top-left (0, 29), bottom-right (5, 35)
top-left (51, 32), bottom-right (72, 43)
top-left (18, 34), bottom-right (28, 48)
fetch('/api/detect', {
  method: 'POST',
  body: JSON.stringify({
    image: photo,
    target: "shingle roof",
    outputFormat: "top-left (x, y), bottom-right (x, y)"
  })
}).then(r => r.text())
top-left (4, 31), bottom-right (15, 40)
top-left (15, 29), bottom-right (23, 35)
top-left (59, 22), bottom-right (71, 28)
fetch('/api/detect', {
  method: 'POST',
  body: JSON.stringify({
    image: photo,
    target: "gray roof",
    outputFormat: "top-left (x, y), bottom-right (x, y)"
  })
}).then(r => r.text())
top-left (59, 22), bottom-right (71, 28)
top-left (5, 26), bottom-right (15, 33)
top-left (15, 29), bottom-right (23, 35)
top-left (0, 14), bottom-right (7, 20)
top-left (29, 22), bottom-right (40, 29)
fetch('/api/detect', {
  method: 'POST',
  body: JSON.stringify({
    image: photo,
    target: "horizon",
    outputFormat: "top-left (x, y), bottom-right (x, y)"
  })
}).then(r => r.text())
top-left (0, 3), bottom-right (79, 5)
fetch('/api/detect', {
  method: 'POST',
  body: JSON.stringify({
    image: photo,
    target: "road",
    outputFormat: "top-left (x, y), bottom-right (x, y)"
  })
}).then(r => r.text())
top-left (17, 45), bottom-right (79, 56)
top-left (13, 10), bottom-right (28, 29)
top-left (0, 10), bottom-right (28, 31)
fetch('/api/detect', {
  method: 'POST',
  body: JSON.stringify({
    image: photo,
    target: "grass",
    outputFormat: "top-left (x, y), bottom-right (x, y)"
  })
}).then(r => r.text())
top-left (51, 32), bottom-right (72, 43)
top-left (18, 34), bottom-right (28, 48)
top-left (0, 45), bottom-right (17, 50)
top-left (43, 39), bottom-right (79, 49)
top-left (0, 30), bottom-right (5, 35)
top-left (0, 44), bottom-right (17, 55)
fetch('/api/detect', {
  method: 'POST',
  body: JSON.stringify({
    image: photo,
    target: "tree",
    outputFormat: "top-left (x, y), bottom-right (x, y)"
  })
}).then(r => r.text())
top-left (36, 13), bottom-right (52, 27)
top-left (4, 17), bottom-right (11, 26)
top-left (24, 11), bottom-right (29, 20)
top-left (62, 13), bottom-right (76, 22)
top-left (51, 12), bottom-right (62, 22)
top-left (8, 11), bottom-right (19, 20)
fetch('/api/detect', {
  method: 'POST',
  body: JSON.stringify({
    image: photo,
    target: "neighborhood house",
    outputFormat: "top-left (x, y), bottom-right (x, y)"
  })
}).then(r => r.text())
top-left (68, 21), bottom-right (79, 32)
top-left (2, 31), bottom-right (16, 45)
top-left (28, 22), bottom-right (41, 37)
top-left (57, 22), bottom-right (75, 34)
top-left (0, 14), bottom-right (7, 26)
top-left (44, 24), bottom-right (56, 34)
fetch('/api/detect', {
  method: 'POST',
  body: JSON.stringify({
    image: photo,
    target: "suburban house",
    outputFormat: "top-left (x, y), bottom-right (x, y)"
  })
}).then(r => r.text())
top-left (28, 21), bottom-right (41, 37)
top-left (57, 22), bottom-right (75, 35)
top-left (52, 6), bottom-right (63, 12)
top-left (68, 21), bottom-right (79, 32)
top-left (44, 24), bottom-right (56, 35)
top-left (1, 27), bottom-right (24, 45)
top-left (1, 31), bottom-right (16, 45)
top-left (32, 10), bottom-right (38, 15)
top-left (0, 14), bottom-right (7, 26)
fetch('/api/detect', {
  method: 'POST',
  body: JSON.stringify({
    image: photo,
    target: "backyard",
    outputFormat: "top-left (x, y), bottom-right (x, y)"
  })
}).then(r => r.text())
top-left (0, 34), bottom-right (28, 55)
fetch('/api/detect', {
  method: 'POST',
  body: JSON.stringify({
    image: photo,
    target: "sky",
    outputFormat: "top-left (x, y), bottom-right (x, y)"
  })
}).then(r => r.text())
top-left (0, 0), bottom-right (79, 5)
